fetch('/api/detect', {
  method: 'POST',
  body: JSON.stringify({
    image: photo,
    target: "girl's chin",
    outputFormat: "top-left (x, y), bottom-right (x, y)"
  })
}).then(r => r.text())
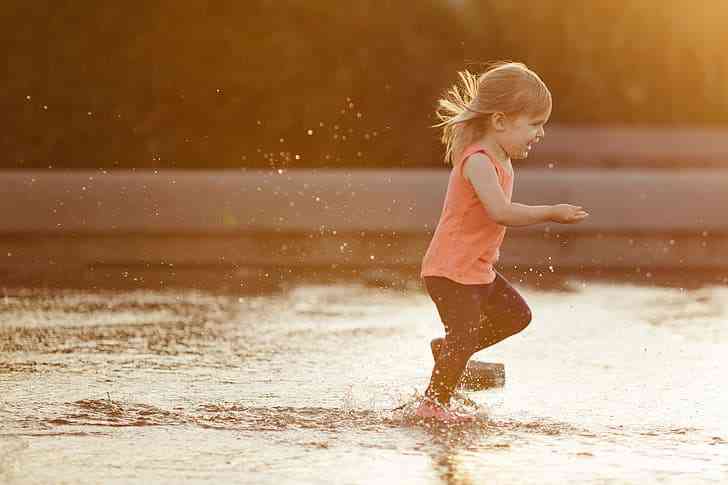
top-left (506, 144), bottom-right (532, 159)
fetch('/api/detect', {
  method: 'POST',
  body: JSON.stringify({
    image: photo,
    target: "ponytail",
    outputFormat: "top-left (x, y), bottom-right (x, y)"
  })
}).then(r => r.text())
top-left (434, 62), bottom-right (551, 166)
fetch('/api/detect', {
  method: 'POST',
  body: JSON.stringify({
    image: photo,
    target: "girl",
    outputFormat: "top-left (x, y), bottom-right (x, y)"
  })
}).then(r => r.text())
top-left (417, 62), bottom-right (589, 422)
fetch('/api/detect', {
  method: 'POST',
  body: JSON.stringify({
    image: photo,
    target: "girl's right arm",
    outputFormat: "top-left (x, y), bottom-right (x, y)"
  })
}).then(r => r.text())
top-left (464, 153), bottom-right (589, 227)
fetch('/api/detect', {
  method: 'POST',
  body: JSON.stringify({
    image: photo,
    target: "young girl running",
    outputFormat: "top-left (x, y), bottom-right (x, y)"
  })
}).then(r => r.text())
top-left (417, 62), bottom-right (589, 422)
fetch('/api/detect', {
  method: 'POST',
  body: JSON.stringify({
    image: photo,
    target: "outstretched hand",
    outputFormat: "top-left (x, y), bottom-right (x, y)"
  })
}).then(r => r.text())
top-left (550, 204), bottom-right (589, 224)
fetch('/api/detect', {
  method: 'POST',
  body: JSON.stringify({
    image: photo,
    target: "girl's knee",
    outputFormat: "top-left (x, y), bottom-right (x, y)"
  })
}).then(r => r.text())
top-left (505, 306), bottom-right (531, 335)
top-left (517, 306), bottom-right (532, 332)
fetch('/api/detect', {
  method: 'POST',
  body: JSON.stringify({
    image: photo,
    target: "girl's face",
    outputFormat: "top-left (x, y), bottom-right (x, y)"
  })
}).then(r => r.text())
top-left (497, 110), bottom-right (550, 160)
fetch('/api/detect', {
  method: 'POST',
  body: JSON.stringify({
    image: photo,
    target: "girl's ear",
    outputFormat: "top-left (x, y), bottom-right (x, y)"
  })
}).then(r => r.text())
top-left (490, 112), bottom-right (506, 131)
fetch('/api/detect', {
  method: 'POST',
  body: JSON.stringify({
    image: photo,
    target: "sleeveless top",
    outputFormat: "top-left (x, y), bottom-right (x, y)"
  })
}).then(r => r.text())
top-left (420, 143), bottom-right (514, 284)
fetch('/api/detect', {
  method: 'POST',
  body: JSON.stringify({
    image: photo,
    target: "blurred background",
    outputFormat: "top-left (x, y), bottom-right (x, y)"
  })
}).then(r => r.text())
top-left (3, 6), bottom-right (728, 483)
top-left (4, 0), bottom-right (728, 169)
top-left (2, 0), bottom-right (728, 289)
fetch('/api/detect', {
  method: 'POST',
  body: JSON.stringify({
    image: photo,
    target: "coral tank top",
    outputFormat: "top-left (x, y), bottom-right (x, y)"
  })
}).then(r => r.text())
top-left (420, 143), bottom-right (514, 284)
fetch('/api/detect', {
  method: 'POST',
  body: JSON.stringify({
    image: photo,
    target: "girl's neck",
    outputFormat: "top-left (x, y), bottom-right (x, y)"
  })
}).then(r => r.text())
top-left (475, 135), bottom-right (510, 166)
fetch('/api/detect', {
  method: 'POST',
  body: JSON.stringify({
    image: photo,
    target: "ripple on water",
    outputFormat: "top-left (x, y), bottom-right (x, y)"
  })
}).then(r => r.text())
top-left (34, 394), bottom-right (584, 441)
top-left (2, 283), bottom-right (727, 484)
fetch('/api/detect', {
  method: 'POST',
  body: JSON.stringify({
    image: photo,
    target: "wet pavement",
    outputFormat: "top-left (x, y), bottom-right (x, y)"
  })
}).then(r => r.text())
top-left (1, 277), bottom-right (727, 484)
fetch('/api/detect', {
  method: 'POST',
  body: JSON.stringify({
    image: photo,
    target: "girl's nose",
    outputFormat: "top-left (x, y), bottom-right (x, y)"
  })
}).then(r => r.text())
top-left (537, 126), bottom-right (545, 138)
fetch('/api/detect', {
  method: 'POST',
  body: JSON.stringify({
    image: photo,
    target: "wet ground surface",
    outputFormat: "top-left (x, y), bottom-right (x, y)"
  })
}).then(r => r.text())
top-left (1, 276), bottom-right (727, 484)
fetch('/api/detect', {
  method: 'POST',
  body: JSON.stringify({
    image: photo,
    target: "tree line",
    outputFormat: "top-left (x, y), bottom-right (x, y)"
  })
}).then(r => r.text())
top-left (2, 0), bottom-right (726, 168)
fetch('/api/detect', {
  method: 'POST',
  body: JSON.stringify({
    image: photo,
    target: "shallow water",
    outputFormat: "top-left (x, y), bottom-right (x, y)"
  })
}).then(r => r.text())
top-left (1, 280), bottom-right (727, 484)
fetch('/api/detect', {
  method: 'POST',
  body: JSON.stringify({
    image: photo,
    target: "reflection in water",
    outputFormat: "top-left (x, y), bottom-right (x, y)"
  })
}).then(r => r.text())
top-left (1, 280), bottom-right (727, 484)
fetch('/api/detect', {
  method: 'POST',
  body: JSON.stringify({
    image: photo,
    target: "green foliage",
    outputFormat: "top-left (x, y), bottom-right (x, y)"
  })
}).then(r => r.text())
top-left (2, 0), bottom-right (726, 168)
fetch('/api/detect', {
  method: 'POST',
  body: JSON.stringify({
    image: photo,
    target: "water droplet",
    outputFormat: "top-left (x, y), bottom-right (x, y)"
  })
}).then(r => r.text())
top-left (277, 169), bottom-right (284, 174)
top-left (548, 163), bottom-right (554, 169)
top-left (87, 112), bottom-right (93, 116)
top-left (43, 105), bottom-right (48, 110)
top-left (356, 112), bottom-right (362, 118)
top-left (369, 255), bottom-right (375, 260)
top-left (295, 154), bottom-right (301, 160)
top-left (279, 138), bottom-right (285, 143)
top-left (307, 129), bottom-right (314, 135)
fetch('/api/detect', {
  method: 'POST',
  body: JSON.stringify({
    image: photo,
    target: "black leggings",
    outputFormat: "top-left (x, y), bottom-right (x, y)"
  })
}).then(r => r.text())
top-left (423, 272), bottom-right (532, 404)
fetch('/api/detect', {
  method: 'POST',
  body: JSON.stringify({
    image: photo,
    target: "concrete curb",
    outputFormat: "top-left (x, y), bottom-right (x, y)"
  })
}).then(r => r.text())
top-left (1, 169), bottom-right (727, 285)
top-left (2, 169), bottom-right (727, 234)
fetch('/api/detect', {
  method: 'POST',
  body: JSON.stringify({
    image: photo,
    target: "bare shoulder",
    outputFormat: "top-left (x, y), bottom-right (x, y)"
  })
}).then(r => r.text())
top-left (462, 152), bottom-right (509, 219)
top-left (462, 152), bottom-right (498, 184)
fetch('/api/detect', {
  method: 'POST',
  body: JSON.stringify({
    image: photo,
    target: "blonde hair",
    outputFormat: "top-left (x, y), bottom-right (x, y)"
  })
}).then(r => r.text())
top-left (435, 61), bottom-right (552, 165)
